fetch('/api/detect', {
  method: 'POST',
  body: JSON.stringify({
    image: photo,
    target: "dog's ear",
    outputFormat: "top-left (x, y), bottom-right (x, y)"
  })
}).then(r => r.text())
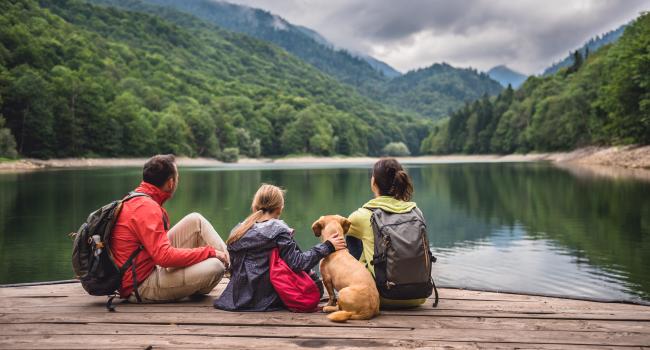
top-left (339, 216), bottom-right (351, 234)
top-left (311, 217), bottom-right (324, 237)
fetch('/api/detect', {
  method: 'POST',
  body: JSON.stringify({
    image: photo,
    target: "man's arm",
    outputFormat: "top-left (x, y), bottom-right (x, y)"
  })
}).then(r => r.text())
top-left (130, 205), bottom-right (215, 268)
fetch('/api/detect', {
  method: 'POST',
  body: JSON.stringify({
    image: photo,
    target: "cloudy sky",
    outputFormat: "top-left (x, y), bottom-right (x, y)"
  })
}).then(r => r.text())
top-left (227, 0), bottom-right (648, 75)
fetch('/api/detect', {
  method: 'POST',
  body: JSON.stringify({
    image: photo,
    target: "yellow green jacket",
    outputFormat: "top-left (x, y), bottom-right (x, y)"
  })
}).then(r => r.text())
top-left (347, 196), bottom-right (426, 308)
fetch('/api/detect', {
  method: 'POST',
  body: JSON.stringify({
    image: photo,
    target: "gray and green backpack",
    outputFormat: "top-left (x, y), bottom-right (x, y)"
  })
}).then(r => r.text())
top-left (370, 207), bottom-right (438, 306)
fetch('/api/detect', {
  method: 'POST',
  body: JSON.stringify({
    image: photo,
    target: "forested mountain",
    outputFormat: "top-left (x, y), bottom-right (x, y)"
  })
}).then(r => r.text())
top-left (109, 0), bottom-right (393, 95)
top-left (378, 63), bottom-right (503, 119)
top-left (0, 0), bottom-right (429, 159)
top-left (421, 14), bottom-right (650, 154)
top-left (542, 24), bottom-right (627, 76)
top-left (487, 65), bottom-right (528, 88)
top-left (95, 0), bottom-right (502, 119)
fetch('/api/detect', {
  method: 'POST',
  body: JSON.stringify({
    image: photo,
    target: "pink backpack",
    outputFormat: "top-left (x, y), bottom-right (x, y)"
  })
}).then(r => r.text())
top-left (269, 247), bottom-right (320, 312)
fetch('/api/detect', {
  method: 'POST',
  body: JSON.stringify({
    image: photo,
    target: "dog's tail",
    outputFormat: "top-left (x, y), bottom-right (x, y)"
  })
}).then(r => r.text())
top-left (327, 310), bottom-right (354, 323)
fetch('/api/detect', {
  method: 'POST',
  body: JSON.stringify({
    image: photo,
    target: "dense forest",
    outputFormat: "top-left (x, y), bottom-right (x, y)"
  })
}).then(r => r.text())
top-left (0, 0), bottom-right (431, 159)
top-left (421, 13), bottom-right (650, 154)
top-left (378, 63), bottom-right (503, 118)
top-left (94, 0), bottom-right (391, 97)
top-left (91, 0), bottom-right (503, 120)
top-left (1, 0), bottom-right (646, 160)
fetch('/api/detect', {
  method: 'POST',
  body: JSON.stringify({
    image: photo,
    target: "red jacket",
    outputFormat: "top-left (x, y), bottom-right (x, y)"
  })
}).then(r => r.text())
top-left (110, 181), bottom-right (216, 297)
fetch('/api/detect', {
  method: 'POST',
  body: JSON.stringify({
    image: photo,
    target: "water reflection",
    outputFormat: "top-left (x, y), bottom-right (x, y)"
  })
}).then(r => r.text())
top-left (0, 163), bottom-right (648, 302)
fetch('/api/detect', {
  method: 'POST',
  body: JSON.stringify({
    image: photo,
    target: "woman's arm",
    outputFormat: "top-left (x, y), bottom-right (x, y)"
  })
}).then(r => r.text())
top-left (276, 231), bottom-right (334, 272)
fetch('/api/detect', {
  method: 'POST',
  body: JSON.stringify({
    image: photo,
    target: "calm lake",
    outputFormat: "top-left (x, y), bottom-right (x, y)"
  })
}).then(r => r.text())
top-left (1, 162), bottom-right (649, 303)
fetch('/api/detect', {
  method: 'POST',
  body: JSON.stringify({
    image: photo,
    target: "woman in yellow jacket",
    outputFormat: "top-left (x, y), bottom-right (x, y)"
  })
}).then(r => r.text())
top-left (346, 158), bottom-right (426, 308)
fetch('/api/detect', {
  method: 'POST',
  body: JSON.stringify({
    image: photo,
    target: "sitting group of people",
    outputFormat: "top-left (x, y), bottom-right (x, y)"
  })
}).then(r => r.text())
top-left (109, 154), bottom-right (427, 310)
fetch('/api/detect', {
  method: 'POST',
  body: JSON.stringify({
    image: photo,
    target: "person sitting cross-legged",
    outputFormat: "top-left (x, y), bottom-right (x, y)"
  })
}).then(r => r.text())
top-left (110, 154), bottom-right (229, 303)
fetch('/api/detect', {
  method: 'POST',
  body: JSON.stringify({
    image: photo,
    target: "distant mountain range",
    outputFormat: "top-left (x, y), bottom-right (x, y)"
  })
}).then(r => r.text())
top-left (487, 65), bottom-right (528, 88)
top-left (542, 24), bottom-right (627, 76)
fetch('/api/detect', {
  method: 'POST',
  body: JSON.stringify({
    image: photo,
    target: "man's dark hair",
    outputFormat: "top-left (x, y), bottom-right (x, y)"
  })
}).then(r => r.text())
top-left (143, 154), bottom-right (177, 187)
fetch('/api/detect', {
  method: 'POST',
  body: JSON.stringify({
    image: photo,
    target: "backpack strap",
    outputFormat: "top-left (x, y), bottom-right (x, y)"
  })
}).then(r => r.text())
top-left (101, 193), bottom-right (154, 311)
top-left (127, 192), bottom-right (169, 230)
top-left (106, 295), bottom-right (117, 312)
top-left (431, 278), bottom-right (439, 308)
top-left (105, 192), bottom-right (151, 237)
top-left (124, 191), bottom-right (150, 201)
top-left (368, 208), bottom-right (384, 266)
top-left (120, 245), bottom-right (144, 301)
top-left (118, 192), bottom-right (166, 304)
top-left (412, 207), bottom-right (426, 223)
top-left (106, 245), bottom-right (144, 311)
top-left (412, 207), bottom-right (439, 307)
top-left (131, 249), bottom-right (143, 303)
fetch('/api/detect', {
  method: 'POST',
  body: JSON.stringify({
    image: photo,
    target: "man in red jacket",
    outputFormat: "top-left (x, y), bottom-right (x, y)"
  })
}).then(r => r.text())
top-left (110, 154), bottom-right (229, 302)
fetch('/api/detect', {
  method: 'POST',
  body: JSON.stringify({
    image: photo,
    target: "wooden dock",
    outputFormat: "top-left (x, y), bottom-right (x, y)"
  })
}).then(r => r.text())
top-left (1, 280), bottom-right (649, 349)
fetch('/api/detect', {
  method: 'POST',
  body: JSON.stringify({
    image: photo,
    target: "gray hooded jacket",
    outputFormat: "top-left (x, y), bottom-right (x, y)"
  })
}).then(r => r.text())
top-left (214, 219), bottom-right (333, 311)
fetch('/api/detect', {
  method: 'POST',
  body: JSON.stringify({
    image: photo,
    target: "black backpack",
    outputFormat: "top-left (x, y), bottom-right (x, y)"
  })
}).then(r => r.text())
top-left (370, 207), bottom-right (438, 306)
top-left (71, 192), bottom-right (155, 310)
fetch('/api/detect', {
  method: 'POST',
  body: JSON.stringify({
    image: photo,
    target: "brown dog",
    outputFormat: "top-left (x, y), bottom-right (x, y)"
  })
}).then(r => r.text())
top-left (312, 215), bottom-right (380, 322)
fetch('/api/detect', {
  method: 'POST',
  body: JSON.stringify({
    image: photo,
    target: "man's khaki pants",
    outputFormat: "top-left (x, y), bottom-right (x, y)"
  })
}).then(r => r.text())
top-left (129, 213), bottom-right (228, 303)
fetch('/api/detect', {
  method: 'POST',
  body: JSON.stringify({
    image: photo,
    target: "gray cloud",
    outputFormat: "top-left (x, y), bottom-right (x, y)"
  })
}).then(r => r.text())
top-left (225, 0), bottom-right (649, 74)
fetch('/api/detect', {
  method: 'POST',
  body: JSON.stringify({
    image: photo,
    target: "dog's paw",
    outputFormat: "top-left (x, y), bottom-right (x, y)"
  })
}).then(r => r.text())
top-left (322, 305), bottom-right (339, 313)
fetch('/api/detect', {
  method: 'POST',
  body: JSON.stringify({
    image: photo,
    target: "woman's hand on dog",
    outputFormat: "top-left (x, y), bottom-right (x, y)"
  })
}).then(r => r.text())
top-left (327, 233), bottom-right (347, 251)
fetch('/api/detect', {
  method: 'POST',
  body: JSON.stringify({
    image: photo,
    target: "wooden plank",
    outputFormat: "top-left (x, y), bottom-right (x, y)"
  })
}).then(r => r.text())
top-left (4, 301), bottom-right (646, 317)
top-left (2, 282), bottom-right (650, 349)
top-left (1, 282), bottom-right (595, 303)
top-left (2, 296), bottom-right (646, 315)
top-left (0, 334), bottom-right (645, 350)
top-left (2, 307), bottom-right (650, 324)
top-left (1, 283), bottom-right (647, 313)
top-left (3, 282), bottom-right (648, 311)
top-left (3, 282), bottom-right (647, 314)
top-left (0, 307), bottom-right (648, 334)
top-left (1, 320), bottom-right (649, 346)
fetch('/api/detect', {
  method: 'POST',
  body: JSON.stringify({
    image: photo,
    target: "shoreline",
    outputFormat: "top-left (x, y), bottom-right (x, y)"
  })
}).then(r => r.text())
top-left (1, 145), bottom-right (649, 176)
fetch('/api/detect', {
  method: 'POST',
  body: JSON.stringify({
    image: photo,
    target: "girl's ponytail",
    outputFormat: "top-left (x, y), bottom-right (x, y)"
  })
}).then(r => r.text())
top-left (227, 210), bottom-right (265, 245)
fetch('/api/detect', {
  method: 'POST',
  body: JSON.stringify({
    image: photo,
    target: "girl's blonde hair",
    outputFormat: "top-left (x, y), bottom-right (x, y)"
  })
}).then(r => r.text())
top-left (226, 184), bottom-right (285, 245)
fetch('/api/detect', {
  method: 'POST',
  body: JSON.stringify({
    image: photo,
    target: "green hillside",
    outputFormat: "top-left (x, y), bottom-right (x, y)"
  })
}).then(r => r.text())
top-left (0, 0), bottom-right (428, 159)
top-left (377, 63), bottom-right (503, 119)
top-left (92, 0), bottom-right (392, 97)
top-left (87, 0), bottom-right (502, 120)
top-left (421, 13), bottom-right (650, 154)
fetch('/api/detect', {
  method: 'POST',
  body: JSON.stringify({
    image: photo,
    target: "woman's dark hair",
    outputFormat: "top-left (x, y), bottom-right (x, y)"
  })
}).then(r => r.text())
top-left (372, 158), bottom-right (413, 201)
top-left (143, 154), bottom-right (176, 187)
